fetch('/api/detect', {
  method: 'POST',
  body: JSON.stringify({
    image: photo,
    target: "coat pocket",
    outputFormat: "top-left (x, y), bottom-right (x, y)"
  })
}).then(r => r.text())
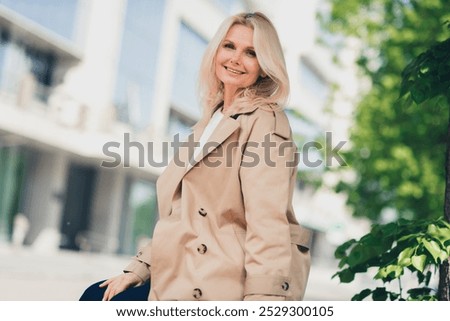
top-left (288, 224), bottom-right (313, 301)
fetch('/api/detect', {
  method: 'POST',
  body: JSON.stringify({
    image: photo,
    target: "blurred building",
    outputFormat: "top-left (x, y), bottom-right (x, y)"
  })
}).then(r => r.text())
top-left (0, 0), bottom-right (369, 298)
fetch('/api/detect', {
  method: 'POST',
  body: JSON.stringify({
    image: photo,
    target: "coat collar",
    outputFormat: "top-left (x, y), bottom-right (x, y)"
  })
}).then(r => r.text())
top-left (186, 102), bottom-right (261, 171)
top-left (162, 112), bottom-right (241, 196)
top-left (189, 114), bottom-right (240, 170)
top-left (224, 103), bottom-right (259, 119)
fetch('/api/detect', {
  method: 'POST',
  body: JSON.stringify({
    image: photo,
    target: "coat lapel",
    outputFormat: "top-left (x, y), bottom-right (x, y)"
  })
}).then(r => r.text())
top-left (186, 116), bottom-right (240, 174)
top-left (161, 116), bottom-right (239, 204)
top-left (158, 103), bottom-right (260, 216)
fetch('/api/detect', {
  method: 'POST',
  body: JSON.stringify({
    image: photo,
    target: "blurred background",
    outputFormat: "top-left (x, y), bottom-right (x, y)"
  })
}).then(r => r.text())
top-left (0, 0), bottom-right (448, 300)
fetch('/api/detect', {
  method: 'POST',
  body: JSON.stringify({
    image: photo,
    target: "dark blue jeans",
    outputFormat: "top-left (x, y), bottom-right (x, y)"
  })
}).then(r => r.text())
top-left (79, 280), bottom-right (150, 301)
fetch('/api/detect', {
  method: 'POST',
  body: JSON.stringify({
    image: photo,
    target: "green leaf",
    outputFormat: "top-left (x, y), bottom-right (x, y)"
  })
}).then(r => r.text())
top-left (423, 239), bottom-right (443, 262)
top-left (382, 222), bottom-right (398, 237)
top-left (398, 247), bottom-right (414, 266)
top-left (407, 287), bottom-right (436, 301)
top-left (428, 226), bottom-right (450, 244)
top-left (424, 271), bottom-right (432, 286)
top-left (338, 259), bottom-right (346, 269)
top-left (411, 255), bottom-right (427, 272)
top-left (347, 245), bottom-right (368, 266)
top-left (375, 264), bottom-right (403, 281)
top-left (374, 265), bottom-right (390, 280)
top-left (389, 292), bottom-right (400, 301)
top-left (399, 79), bottom-right (414, 98)
top-left (394, 265), bottom-right (404, 278)
top-left (427, 224), bottom-right (438, 234)
top-left (351, 288), bottom-right (372, 301)
top-left (398, 257), bottom-right (411, 266)
top-left (438, 250), bottom-right (449, 262)
top-left (417, 270), bottom-right (431, 285)
top-left (334, 238), bottom-right (356, 259)
top-left (410, 84), bottom-right (428, 104)
top-left (372, 287), bottom-right (389, 301)
top-left (398, 233), bottom-right (417, 242)
top-left (337, 269), bottom-right (355, 283)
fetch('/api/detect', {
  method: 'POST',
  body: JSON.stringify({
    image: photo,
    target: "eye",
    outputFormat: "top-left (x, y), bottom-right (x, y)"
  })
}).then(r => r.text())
top-left (223, 42), bottom-right (235, 49)
top-left (246, 49), bottom-right (256, 58)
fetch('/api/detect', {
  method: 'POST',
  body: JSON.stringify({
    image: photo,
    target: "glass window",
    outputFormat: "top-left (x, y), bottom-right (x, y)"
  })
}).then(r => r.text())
top-left (114, 0), bottom-right (165, 130)
top-left (286, 109), bottom-right (324, 172)
top-left (0, 146), bottom-right (26, 242)
top-left (167, 107), bottom-right (196, 141)
top-left (0, 40), bottom-right (55, 103)
top-left (286, 108), bottom-right (320, 141)
top-left (211, 0), bottom-right (244, 13)
top-left (170, 22), bottom-right (207, 120)
top-left (0, 30), bottom-right (9, 89)
top-left (299, 58), bottom-right (330, 108)
top-left (0, 0), bottom-right (79, 41)
top-left (25, 46), bottom-right (55, 102)
top-left (119, 179), bottom-right (158, 255)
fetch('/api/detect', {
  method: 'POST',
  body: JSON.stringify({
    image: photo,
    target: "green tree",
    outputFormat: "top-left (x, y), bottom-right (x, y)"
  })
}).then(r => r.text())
top-left (321, 0), bottom-right (450, 300)
top-left (334, 217), bottom-right (450, 300)
top-left (399, 33), bottom-right (450, 300)
top-left (323, 0), bottom-right (450, 221)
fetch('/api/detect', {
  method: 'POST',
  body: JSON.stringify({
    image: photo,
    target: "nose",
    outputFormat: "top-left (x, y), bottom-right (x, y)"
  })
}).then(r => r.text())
top-left (230, 50), bottom-right (242, 65)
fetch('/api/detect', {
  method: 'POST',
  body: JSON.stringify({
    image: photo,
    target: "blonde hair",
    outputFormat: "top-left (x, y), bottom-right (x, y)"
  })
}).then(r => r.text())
top-left (197, 12), bottom-right (289, 122)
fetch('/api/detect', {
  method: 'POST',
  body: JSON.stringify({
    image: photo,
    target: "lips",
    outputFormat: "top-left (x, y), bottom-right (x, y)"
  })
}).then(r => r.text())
top-left (224, 66), bottom-right (245, 75)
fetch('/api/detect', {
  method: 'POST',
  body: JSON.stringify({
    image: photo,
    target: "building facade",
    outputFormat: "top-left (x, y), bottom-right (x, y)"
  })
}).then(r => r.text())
top-left (0, 0), bottom-right (366, 287)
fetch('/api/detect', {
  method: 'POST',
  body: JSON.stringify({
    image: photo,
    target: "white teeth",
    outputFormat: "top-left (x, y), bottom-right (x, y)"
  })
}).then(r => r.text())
top-left (225, 67), bottom-right (244, 74)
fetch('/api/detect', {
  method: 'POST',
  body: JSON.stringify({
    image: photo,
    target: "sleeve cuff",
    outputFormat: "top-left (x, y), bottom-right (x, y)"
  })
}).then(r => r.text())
top-left (123, 259), bottom-right (151, 282)
top-left (244, 275), bottom-right (291, 297)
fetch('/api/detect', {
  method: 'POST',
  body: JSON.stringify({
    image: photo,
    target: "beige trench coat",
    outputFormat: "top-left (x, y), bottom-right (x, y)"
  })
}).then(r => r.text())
top-left (124, 104), bottom-right (312, 301)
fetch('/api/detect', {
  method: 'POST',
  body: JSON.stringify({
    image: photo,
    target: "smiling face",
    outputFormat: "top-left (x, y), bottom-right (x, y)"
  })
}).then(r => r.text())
top-left (215, 24), bottom-right (262, 98)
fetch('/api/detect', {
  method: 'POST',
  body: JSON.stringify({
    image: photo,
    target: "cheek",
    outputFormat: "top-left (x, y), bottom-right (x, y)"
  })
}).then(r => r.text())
top-left (215, 49), bottom-right (228, 65)
top-left (246, 62), bottom-right (261, 82)
top-left (246, 59), bottom-right (261, 75)
top-left (215, 58), bottom-right (225, 78)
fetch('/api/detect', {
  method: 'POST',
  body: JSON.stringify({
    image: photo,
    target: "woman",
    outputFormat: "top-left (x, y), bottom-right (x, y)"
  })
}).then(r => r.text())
top-left (81, 12), bottom-right (311, 301)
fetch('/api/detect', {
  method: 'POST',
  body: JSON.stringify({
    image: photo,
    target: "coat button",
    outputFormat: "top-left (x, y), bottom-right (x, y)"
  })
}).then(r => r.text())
top-left (197, 244), bottom-right (207, 254)
top-left (193, 288), bottom-right (202, 299)
top-left (198, 208), bottom-right (207, 217)
top-left (282, 282), bottom-right (289, 291)
top-left (136, 251), bottom-right (142, 257)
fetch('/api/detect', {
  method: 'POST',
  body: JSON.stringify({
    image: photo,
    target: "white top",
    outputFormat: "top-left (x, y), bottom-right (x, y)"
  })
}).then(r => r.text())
top-left (187, 108), bottom-right (224, 170)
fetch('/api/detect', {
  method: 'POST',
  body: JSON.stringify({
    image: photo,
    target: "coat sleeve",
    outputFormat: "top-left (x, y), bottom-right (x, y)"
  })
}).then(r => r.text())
top-left (123, 241), bottom-right (152, 282)
top-left (239, 112), bottom-right (297, 300)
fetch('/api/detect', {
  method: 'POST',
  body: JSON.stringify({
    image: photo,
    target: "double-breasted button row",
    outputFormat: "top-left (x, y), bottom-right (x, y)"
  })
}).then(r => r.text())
top-left (198, 208), bottom-right (207, 217)
top-left (194, 209), bottom-right (207, 298)
top-left (197, 244), bottom-right (207, 254)
top-left (193, 288), bottom-right (202, 299)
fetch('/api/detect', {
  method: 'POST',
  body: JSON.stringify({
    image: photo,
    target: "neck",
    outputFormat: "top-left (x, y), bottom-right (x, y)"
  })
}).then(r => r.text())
top-left (222, 86), bottom-right (238, 112)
